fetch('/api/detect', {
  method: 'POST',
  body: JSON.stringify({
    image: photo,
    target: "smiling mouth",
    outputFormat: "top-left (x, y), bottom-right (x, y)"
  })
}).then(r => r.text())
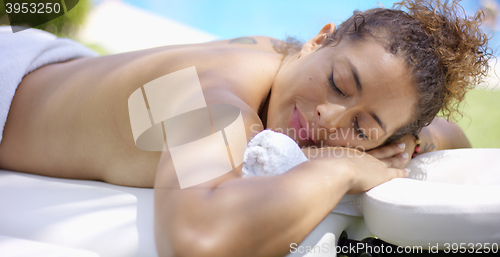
top-left (290, 105), bottom-right (315, 145)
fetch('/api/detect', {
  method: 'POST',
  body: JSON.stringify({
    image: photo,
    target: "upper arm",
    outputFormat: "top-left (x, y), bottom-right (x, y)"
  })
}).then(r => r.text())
top-left (421, 117), bottom-right (471, 153)
top-left (435, 117), bottom-right (471, 149)
top-left (153, 90), bottom-right (263, 189)
top-left (153, 90), bottom-right (263, 256)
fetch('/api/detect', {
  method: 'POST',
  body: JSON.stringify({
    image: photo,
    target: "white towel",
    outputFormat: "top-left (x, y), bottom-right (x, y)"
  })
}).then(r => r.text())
top-left (242, 129), bottom-right (309, 177)
top-left (0, 27), bottom-right (98, 144)
top-left (242, 129), bottom-right (363, 216)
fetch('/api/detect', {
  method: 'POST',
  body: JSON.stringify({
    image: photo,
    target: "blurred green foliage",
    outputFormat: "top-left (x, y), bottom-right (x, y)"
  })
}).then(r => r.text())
top-left (83, 43), bottom-right (109, 56)
top-left (456, 89), bottom-right (500, 148)
top-left (0, 0), bottom-right (90, 37)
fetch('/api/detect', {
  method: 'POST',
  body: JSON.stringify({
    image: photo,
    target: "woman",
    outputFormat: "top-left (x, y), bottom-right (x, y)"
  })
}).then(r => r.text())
top-left (0, 0), bottom-right (490, 256)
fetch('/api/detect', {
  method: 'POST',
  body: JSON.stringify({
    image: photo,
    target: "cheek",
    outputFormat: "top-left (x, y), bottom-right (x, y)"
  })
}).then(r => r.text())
top-left (322, 130), bottom-right (377, 149)
top-left (286, 63), bottom-right (328, 98)
top-left (293, 81), bottom-right (330, 110)
top-left (385, 97), bottom-right (416, 128)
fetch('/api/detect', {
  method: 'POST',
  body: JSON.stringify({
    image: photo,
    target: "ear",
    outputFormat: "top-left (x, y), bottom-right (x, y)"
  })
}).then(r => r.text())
top-left (299, 23), bottom-right (336, 57)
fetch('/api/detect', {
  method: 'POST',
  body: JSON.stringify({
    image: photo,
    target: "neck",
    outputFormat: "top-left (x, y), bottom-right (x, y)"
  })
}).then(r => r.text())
top-left (258, 89), bottom-right (271, 128)
top-left (258, 51), bottom-right (291, 129)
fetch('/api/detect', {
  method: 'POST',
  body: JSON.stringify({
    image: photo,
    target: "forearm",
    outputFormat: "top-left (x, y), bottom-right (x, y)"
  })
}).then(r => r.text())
top-left (156, 159), bottom-right (352, 257)
top-left (419, 117), bottom-right (471, 154)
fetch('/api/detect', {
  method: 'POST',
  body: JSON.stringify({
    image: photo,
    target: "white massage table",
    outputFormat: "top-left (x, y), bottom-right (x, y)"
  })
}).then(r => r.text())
top-left (0, 171), bottom-right (156, 256)
top-left (1, 148), bottom-right (499, 257)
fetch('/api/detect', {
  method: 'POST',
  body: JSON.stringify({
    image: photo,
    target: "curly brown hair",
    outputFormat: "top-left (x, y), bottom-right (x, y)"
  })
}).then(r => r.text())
top-left (278, 0), bottom-right (492, 143)
top-left (331, 0), bottom-right (492, 143)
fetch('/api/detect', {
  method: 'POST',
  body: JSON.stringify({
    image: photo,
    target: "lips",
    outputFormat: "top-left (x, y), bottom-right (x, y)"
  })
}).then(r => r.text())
top-left (290, 105), bottom-right (314, 144)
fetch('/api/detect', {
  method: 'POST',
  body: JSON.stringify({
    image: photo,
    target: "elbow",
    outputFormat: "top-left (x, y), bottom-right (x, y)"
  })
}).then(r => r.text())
top-left (168, 230), bottom-right (240, 257)
top-left (156, 215), bottom-right (245, 257)
top-left (448, 120), bottom-right (471, 148)
top-left (431, 118), bottom-right (471, 149)
top-left (156, 223), bottom-right (215, 257)
top-left (169, 236), bottom-right (220, 257)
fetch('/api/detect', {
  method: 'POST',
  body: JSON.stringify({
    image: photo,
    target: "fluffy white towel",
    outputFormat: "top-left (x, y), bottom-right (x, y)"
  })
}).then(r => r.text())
top-left (0, 27), bottom-right (98, 144)
top-left (242, 129), bottom-right (363, 216)
top-left (242, 129), bottom-right (309, 177)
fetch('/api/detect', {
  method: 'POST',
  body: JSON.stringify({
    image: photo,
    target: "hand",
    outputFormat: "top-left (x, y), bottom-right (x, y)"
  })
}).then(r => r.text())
top-left (366, 134), bottom-right (416, 168)
top-left (302, 146), bottom-right (409, 194)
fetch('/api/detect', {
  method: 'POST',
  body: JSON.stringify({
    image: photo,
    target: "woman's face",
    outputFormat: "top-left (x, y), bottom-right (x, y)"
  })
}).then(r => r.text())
top-left (266, 36), bottom-right (417, 151)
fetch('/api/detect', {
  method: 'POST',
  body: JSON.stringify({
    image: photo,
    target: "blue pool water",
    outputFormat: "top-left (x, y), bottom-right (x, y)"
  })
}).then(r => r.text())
top-left (123, 0), bottom-right (499, 52)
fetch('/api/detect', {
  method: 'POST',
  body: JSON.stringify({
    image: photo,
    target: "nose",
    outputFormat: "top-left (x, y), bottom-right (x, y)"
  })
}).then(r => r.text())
top-left (316, 103), bottom-right (347, 132)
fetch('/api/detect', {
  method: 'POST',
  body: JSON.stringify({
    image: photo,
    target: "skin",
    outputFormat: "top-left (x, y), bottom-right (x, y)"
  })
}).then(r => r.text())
top-left (0, 36), bottom-right (281, 186)
top-left (0, 23), bottom-right (470, 256)
top-left (267, 30), bottom-right (417, 150)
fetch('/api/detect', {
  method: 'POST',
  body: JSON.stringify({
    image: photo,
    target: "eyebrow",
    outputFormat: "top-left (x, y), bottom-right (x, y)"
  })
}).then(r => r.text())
top-left (370, 111), bottom-right (387, 135)
top-left (347, 57), bottom-right (363, 93)
top-left (345, 55), bottom-right (387, 135)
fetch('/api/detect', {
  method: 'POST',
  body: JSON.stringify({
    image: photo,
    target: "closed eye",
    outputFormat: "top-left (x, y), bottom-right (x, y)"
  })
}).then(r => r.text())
top-left (329, 71), bottom-right (346, 97)
top-left (355, 116), bottom-right (368, 140)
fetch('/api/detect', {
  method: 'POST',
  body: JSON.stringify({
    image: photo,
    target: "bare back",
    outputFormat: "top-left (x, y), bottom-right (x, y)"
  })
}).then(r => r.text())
top-left (0, 37), bottom-right (283, 187)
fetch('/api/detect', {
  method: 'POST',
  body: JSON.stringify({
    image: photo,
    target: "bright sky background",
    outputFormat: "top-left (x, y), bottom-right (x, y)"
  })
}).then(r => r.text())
top-left (120, 0), bottom-right (499, 53)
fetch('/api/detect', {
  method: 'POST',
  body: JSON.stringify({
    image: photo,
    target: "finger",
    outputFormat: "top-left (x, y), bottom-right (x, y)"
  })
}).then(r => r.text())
top-left (364, 167), bottom-right (409, 192)
top-left (379, 167), bottom-right (410, 182)
top-left (379, 152), bottom-right (410, 168)
top-left (368, 142), bottom-right (406, 159)
top-left (387, 167), bottom-right (410, 179)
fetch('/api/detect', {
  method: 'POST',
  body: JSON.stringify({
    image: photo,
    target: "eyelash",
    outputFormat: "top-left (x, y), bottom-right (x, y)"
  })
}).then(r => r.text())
top-left (354, 116), bottom-right (368, 140)
top-left (328, 72), bottom-right (366, 140)
top-left (329, 72), bottom-right (346, 97)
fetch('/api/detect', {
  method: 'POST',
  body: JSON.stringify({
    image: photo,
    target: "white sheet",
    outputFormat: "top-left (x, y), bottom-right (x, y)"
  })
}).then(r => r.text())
top-left (0, 170), bottom-right (157, 257)
top-left (0, 235), bottom-right (99, 257)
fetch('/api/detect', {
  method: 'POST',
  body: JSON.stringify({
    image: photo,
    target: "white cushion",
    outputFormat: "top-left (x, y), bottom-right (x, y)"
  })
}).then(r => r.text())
top-left (363, 148), bottom-right (500, 246)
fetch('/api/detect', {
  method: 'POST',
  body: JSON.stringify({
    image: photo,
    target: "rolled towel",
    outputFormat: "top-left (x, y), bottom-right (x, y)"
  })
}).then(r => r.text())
top-left (242, 129), bottom-right (363, 216)
top-left (242, 129), bottom-right (308, 177)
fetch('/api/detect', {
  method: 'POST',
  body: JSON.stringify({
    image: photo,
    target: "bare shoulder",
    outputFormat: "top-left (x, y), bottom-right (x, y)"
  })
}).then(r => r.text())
top-left (161, 45), bottom-right (282, 110)
top-left (157, 46), bottom-right (273, 135)
top-left (199, 36), bottom-right (286, 53)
